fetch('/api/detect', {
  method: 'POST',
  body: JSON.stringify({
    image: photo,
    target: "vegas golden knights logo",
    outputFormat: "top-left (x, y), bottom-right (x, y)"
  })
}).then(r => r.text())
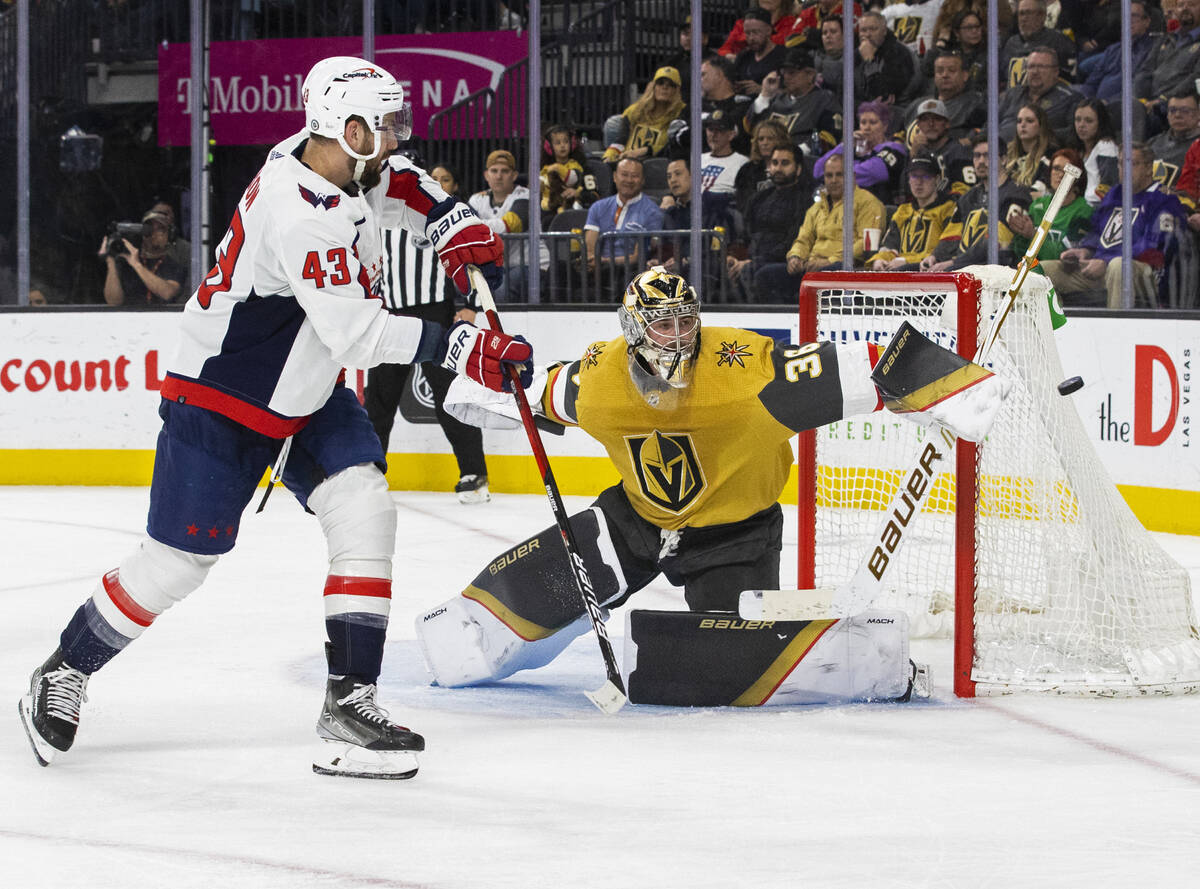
top-left (900, 214), bottom-right (932, 256)
top-left (1007, 56), bottom-right (1026, 88)
top-left (893, 16), bottom-right (921, 45)
top-left (626, 430), bottom-right (706, 513)
top-left (1153, 159), bottom-right (1181, 189)
top-left (961, 208), bottom-right (988, 247)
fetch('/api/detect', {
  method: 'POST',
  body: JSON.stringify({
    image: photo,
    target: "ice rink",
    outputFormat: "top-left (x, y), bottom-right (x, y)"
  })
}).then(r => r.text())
top-left (3, 485), bottom-right (1199, 889)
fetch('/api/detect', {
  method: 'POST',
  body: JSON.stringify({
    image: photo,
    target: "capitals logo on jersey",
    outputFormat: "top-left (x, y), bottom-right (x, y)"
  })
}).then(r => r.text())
top-left (299, 184), bottom-right (341, 211)
top-left (626, 430), bottom-right (707, 514)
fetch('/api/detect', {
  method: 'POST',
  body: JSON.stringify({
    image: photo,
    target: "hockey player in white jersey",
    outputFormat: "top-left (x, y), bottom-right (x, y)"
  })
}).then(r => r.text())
top-left (17, 56), bottom-right (532, 780)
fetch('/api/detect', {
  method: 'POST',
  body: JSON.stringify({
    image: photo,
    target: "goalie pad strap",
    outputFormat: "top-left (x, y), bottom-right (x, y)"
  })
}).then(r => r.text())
top-left (871, 321), bottom-right (993, 412)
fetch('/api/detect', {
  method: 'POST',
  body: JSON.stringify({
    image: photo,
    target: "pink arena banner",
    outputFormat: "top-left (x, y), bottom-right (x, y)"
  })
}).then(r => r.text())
top-left (158, 32), bottom-right (526, 146)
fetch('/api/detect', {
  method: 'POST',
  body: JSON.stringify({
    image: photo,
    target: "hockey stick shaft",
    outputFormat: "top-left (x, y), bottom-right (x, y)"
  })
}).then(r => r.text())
top-left (466, 266), bottom-right (627, 714)
top-left (743, 165), bottom-right (1082, 622)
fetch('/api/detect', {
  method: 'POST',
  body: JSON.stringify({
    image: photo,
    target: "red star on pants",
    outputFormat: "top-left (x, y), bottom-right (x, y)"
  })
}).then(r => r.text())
top-left (186, 524), bottom-right (198, 535)
top-left (225, 525), bottom-right (235, 536)
top-left (208, 527), bottom-right (220, 538)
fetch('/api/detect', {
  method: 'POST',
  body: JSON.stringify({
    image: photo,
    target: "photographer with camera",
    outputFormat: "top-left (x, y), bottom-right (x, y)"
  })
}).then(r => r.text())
top-left (100, 208), bottom-right (185, 306)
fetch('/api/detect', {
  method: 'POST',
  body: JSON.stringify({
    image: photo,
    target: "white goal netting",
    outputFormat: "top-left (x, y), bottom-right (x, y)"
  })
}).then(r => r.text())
top-left (802, 266), bottom-right (1200, 695)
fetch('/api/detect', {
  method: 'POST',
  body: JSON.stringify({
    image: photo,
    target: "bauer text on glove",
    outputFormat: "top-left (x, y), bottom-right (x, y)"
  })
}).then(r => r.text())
top-left (440, 321), bottom-right (534, 393)
top-left (425, 198), bottom-right (504, 295)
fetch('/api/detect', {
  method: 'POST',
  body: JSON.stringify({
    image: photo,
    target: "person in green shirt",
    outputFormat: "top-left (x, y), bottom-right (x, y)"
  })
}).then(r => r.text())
top-left (1009, 147), bottom-right (1093, 260)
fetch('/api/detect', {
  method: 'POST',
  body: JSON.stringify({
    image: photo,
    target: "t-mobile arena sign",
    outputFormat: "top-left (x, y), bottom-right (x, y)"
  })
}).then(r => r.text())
top-left (158, 33), bottom-right (525, 146)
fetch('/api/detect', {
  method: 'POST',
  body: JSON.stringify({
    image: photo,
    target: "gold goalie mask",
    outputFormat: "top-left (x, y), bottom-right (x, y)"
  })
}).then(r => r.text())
top-left (618, 267), bottom-right (700, 406)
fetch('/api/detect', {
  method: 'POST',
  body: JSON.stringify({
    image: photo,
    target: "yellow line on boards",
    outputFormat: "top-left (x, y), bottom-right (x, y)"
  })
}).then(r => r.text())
top-left (1, 452), bottom-right (1197, 534)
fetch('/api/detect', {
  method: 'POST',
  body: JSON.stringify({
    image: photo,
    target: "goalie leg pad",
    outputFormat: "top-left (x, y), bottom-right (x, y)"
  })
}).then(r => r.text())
top-left (624, 609), bottom-right (916, 706)
top-left (415, 506), bottom-right (627, 686)
top-left (416, 596), bottom-right (593, 687)
top-left (872, 321), bottom-right (1012, 442)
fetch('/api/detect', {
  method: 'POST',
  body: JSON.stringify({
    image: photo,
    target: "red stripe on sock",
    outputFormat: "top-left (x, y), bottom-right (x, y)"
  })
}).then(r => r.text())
top-left (102, 569), bottom-right (157, 628)
top-left (323, 576), bottom-right (392, 599)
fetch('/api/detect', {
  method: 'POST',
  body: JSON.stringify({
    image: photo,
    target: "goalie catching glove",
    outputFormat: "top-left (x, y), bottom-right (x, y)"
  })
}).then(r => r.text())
top-left (872, 321), bottom-right (1011, 442)
top-left (443, 365), bottom-right (551, 429)
top-left (425, 197), bottom-right (504, 295)
top-left (440, 321), bottom-right (534, 393)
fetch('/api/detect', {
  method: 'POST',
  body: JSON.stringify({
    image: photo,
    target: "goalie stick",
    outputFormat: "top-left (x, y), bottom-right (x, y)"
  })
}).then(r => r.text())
top-left (466, 266), bottom-right (627, 714)
top-left (741, 164), bottom-right (1083, 623)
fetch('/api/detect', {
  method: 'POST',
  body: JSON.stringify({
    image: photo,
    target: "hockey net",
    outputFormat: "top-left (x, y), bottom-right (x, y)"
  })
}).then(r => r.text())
top-left (798, 266), bottom-right (1200, 696)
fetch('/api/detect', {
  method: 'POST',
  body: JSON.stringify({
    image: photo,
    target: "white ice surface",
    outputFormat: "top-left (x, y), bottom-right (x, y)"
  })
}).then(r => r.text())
top-left (2, 486), bottom-right (1200, 889)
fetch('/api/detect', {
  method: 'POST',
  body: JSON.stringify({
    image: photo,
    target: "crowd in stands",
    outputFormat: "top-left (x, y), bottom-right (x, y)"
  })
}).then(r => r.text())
top-left (514, 0), bottom-right (1200, 309)
top-left (13, 0), bottom-right (1200, 309)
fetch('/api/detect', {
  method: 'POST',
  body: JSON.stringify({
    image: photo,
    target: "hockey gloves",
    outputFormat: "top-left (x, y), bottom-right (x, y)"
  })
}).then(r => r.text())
top-left (871, 321), bottom-right (1012, 443)
top-left (441, 321), bottom-right (533, 393)
top-left (425, 198), bottom-right (504, 296)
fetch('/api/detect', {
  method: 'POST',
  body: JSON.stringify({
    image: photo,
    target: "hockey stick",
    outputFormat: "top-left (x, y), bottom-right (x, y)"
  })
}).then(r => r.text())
top-left (742, 164), bottom-right (1083, 622)
top-left (466, 266), bottom-right (627, 714)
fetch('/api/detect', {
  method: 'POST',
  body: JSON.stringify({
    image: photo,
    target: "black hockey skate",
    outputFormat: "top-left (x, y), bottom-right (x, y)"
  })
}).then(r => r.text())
top-left (18, 648), bottom-right (90, 767)
top-left (314, 671), bottom-right (424, 780)
top-left (454, 473), bottom-right (490, 504)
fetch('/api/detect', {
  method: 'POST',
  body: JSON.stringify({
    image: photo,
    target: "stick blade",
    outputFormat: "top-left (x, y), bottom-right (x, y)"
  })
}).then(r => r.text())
top-left (585, 679), bottom-right (628, 714)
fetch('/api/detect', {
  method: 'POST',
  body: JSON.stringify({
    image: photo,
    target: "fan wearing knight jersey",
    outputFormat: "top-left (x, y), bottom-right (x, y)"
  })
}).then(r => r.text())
top-left (17, 56), bottom-right (533, 781)
top-left (416, 267), bottom-right (1010, 692)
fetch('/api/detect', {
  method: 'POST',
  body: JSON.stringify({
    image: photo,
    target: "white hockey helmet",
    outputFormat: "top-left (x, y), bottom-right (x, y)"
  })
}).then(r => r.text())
top-left (619, 267), bottom-right (700, 397)
top-left (301, 56), bottom-right (412, 164)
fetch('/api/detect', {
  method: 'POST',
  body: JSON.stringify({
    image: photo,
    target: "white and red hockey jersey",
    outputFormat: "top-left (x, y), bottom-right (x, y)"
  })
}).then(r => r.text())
top-left (164, 130), bottom-right (471, 437)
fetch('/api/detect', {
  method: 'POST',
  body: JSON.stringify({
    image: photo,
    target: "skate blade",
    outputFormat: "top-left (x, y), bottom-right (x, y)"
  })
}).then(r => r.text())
top-left (585, 679), bottom-right (628, 715)
top-left (17, 696), bottom-right (55, 767)
top-left (312, 740), bottom-right (419, 780)
top-left (457, 489), bottom-right (491, 504)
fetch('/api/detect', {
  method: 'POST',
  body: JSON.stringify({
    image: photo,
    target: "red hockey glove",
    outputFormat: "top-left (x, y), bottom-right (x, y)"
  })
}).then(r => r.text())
top-left (426, 200), bottom-right (504, 295)
top-left (440, 321), bottom-right (534, 393)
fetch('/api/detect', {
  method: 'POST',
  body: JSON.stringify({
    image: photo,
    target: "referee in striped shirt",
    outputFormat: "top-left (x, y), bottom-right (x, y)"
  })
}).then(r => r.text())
top-left (365, 157), bottom-right (491, 503)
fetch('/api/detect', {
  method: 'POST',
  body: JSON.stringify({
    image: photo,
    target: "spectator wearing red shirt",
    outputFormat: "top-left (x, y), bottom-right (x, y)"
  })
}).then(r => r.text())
top-left (717, 0), bottom-right (796, 57)
top-left (1176, 138), bottom-right (1200, 201)
top-left (786, 0), bottom-right (862, 51)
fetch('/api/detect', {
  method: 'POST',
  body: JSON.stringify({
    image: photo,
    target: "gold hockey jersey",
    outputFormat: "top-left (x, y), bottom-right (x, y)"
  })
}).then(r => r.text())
top-left (542, 326), bottom-right (880, 530)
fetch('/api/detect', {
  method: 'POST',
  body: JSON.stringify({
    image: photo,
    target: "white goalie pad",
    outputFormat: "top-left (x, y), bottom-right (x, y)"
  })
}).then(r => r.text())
top-left (443, 366), bottom-right (548, 430)
top-left (769, 611), bottom-right (916, 705)
top-left (415, 595), bottom-right (590, 687)
top-left (622, 609), bottom-right (923, 706)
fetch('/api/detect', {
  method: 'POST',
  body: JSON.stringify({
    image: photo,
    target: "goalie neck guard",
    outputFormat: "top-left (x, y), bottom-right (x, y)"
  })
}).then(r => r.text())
top-left (302, 56), bottom-right (412, 167)
top-left (619, 267), bottom-right (700, 406)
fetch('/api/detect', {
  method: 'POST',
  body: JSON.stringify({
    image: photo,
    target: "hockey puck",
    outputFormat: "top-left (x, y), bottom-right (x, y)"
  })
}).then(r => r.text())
top-left (1057, 376), bottom-right (1084, 396)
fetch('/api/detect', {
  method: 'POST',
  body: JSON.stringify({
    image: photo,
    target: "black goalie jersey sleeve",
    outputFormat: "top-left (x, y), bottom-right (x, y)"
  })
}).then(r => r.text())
top-left (757, 340), bottom-right (883, 434)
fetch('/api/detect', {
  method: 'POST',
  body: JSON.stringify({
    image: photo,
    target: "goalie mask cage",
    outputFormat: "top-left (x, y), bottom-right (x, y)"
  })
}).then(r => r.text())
top-left (797, 266), bottom-right (1200, 697)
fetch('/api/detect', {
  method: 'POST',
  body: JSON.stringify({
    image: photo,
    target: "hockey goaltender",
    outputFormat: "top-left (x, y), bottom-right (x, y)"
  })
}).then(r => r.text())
top-left (420, 267), bottom-right (1010, 707)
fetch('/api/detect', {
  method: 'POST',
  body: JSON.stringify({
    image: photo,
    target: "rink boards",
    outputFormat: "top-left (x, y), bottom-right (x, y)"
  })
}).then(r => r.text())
top-left (1, 306), bottom-right (1198, 534)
